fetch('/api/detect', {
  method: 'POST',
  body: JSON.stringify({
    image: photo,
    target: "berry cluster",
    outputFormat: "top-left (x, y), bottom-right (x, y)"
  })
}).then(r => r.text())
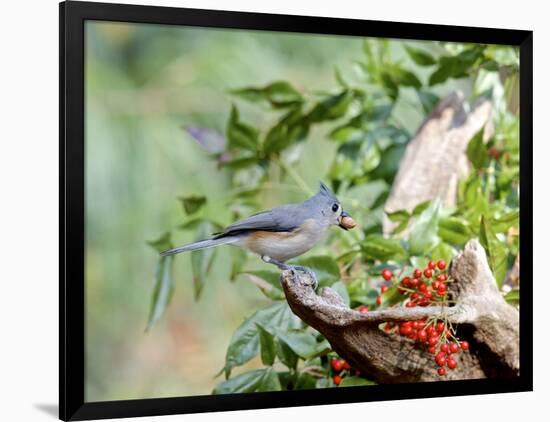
top-left (376, 259), bottom-right (448, 308)
top-left (369, 259), bottom-right (472, 377)
top-left (330, 356), bottom-right (356, 385)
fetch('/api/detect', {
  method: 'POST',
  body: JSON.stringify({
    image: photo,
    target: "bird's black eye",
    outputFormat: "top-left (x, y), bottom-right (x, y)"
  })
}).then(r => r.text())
top-left (332, 203), bottom-right (339, 212)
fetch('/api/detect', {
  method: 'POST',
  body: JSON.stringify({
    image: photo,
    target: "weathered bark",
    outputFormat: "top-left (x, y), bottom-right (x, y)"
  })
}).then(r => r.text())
top-left (281, 240), bottom-right (519, 383)
top-left (383, 92), bottom-right (492, 234)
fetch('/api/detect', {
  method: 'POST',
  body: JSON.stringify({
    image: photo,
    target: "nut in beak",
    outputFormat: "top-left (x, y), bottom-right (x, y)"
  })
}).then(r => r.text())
top-left (339, 211), bottom-right (357, 230)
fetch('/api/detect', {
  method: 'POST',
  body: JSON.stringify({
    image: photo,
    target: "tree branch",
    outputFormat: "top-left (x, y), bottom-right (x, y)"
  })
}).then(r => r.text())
top-left (281, 240), bottom-right (519, 383)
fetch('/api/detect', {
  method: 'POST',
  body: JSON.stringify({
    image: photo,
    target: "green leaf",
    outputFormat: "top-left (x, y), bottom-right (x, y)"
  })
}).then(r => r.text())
top-left (405, 46), bottom-right (437, 66)
top-left (429, 46), bottom-right (485, 86)
top-left (306, 91), bottom-right (353, 123)
top-left (295, 372), bottom-right (318, 390)
top-left (263, 108), bottom-right (308, 155)
top-left (392, 67), bottom-right (422, 89)
top-left (339, 376), bottom-right (376, 387)
top-left (295, 255), bottom-right (340, 286)
top-left (220, 155), bottom-right (259, 170)
top-left (417, 90), bottom-right (440, 114)
top-left (264, 81), bottom-right (303, 108)
top-left (227, 105), bottom-right (259, 151)
top-left (330, 281), bottom-right (350, 307)
top-left (231, 81), bottom-right (303, 108)
top-left (412, 200), bottom-right (431, 216)
top-left (409, 199), bottom-right (441, 256)
top-left (431, 242), bottom-right (456, 266)
top-left (146, 255), bottom-right (174, 330)
top-left (229, 248), bottom-right (248, 281)
top-left (276, 330), bottom-right (319, 359)
top-left (275, 338), bottom-right (299, 370)
top-left (213, 368), bottom-right (281, 394)
top-left (361, 234), bottom-right (407, 262)
top-left (466, 129), bottom-right (488, 170)
top-left (491, 210), bottom-right (519, 233)
top-left (438, 217), bottom-right (472, 247)
top-left (240, 270), bottom-right (285, 300)
top-left (504, 289), bottom-right (519, 305)
top-left (369, 143), bottom-right (406, 183)
top-left (224, 302), bottom-right (300, 376)
top-left (147, 232), bottom-right (173, 254)
top-left (386, 209), bottom-right (410, 223)
top-left (479, 216), bottom-right (508, 288)
top-left (179, 195), bottom-right (207, 215)
top-left (380, 72), bottom-right (398, 100)
top-left (256, 323), bottom-right (276, 366)
top-left (191, 221), bottom-right (217, 300)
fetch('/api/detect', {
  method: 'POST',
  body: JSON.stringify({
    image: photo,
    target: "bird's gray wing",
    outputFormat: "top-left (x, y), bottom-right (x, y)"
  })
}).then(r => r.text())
top-left (214, 204), bottom-right (306, 238)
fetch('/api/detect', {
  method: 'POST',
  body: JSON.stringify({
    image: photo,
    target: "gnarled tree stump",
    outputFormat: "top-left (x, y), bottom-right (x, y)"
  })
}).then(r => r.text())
top-left (281, 240), bottom-right (519, 383)
top-left (383, 92), bottom-right (492, 234)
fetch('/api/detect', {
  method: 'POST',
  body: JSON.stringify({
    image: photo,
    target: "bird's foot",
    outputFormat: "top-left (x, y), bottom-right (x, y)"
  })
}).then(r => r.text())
top-left (261, 256), bottom-right (318, 290)
top-left (286, 265), bottom-right (318, 290)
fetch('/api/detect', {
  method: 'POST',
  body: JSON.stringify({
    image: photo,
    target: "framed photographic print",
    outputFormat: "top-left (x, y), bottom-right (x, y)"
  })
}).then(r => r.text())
top-left (60, 1), bottom-right (533, 420)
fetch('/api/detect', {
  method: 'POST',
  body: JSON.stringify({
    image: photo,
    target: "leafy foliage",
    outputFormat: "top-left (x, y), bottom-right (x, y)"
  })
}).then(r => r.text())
top-left (149, 40), bottom-right (520, 391)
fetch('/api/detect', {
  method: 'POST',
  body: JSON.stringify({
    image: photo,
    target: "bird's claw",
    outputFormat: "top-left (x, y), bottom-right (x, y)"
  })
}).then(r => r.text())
top-left (288, 265), bottom-right (318, 290)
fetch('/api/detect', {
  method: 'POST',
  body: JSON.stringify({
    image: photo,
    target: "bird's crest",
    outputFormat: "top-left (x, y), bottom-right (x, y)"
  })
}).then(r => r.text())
top-left (318, 181), bottom-right (338, 201)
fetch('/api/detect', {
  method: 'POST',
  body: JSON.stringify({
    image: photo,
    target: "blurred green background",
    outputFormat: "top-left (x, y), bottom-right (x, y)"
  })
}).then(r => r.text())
top-left (84, 22), bottom-right (498, 401)
top-left (85, 21), bottom-right (371, 402)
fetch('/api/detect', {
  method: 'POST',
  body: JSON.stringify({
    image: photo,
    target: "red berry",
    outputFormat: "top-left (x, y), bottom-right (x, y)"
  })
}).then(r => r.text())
top-left (428, 336), bottom-right (439, 346)
top-left (435, 354), bottom-right (446, 366)
top-left (437, 260), bottom-right (447, 270)
top-left (426, 326), bottom-right (434, 336)
top-left (417, 329), bottom-right (428, 342)
top-left (461, 341), bottom-right (470, 351)
top-left (381, 268), bottom-right (393, 281)
top-left (342, 361), bottom-right (351, 370)
top-left (428, 260), bottom-right (437, 270)
top-left (411, 278), bottom-right (420, 287)
top-left (418, 283), bottom-right (428, 292)
top-left (414, 269), bottom-right (422, 278)
top-left (424, 291), bottom-right (433, 300)
top-left (447, 357), bottom-right (457, 369)
top-left (405, 301), bottom-right (416, 308)
top-left (436, 322), bottom-right (445, 333)
top-left (402, 277), bottom-right (411, 287)
top-left (432, 281), bottom-right (441, 290)
top-left (424, 268), bottom-right (433, 278)
top-left (331, 358), bottom-right (344, 372)
top-left (428, 346), bottom-right (436, 354)
top-left (440, 343), bottom-right (449, 353)
top-left (384, 322), bottom-right (392, 333)
top-left (437, 274), bottom-right (447, 282)
top-left (437, 287), bottom-right (447, 296)
top-left (450, 343), bottom-right (460, 353)
top-left (381, 285), bottom-right (389, 294)
top-left (376, 296), bottom-right (382, 305)
top-left (438, 367), bottom-right (446, 376)
top-left (358, 305), bottom-right (369, 314)
top-left (333, 375), bottom-right (342, 385)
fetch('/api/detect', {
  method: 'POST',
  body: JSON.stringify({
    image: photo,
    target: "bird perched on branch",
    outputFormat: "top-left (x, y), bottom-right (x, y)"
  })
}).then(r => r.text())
top-left (161, 182), bottom-right (356, 289)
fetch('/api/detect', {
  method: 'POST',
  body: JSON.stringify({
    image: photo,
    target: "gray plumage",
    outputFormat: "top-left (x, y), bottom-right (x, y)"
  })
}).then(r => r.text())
top-left (160, 182), bottom-right (347, 260)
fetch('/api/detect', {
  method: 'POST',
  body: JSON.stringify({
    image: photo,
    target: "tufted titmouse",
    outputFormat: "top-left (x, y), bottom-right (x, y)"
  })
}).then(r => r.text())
top-left (160, 182), bottom-right (356, 288)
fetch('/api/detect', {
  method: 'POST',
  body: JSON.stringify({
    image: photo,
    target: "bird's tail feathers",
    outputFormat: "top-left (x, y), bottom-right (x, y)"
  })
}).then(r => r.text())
top-left (160, 236), bottom-right (239, 257)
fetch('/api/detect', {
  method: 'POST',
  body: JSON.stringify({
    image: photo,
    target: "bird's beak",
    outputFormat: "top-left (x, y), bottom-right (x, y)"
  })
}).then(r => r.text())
top-left (338, 211), bottom-right (356, 230)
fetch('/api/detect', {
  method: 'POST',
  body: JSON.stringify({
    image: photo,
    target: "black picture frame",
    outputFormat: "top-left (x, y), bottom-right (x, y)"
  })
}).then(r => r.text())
top-left (60, 1), bottom-right (533, 420)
